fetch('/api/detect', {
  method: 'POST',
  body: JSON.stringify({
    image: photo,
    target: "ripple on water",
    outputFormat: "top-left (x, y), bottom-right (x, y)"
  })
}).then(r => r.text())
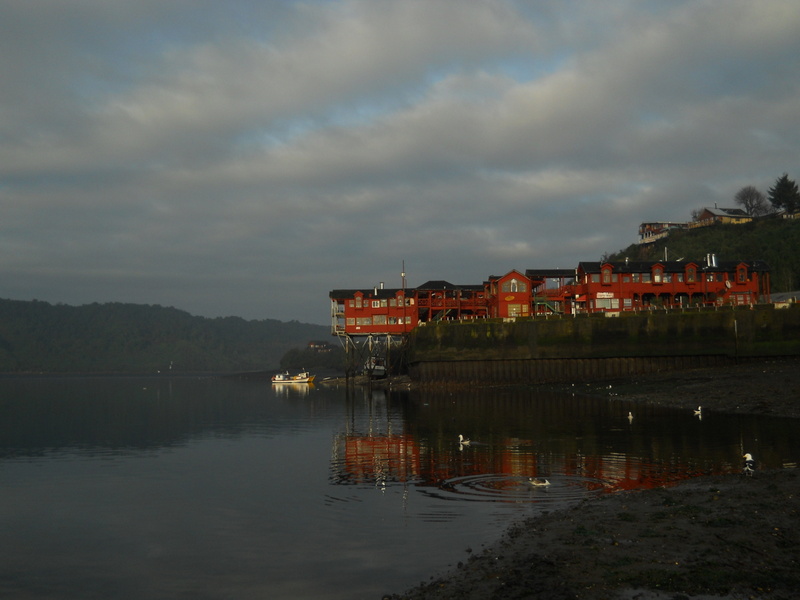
top-left (419, 473), bottom-right (608, 507)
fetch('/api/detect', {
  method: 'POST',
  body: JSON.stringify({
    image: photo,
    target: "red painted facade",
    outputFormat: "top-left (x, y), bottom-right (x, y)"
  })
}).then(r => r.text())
top-left (572, 260), bottom-right (770, 313)
top-left (329, 259), bottom-right (770, 335)
top-left (485, 270), bottom-right (532, 318)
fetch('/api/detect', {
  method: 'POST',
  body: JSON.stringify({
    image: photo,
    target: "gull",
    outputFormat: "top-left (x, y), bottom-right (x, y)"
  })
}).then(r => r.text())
top-left (694, 406), bottom-right (702, 417)
top-left (458, 434), bottom-right (471, 446)
top-left (742, 453), bottom-right (756, 476)
top-left (529, 478), bottom-right (550, 487)
top-left (627, 411), bottom-right (633, 423)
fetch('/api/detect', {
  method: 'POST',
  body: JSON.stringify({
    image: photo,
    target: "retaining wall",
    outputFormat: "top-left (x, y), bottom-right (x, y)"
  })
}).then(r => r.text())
top-left (406, 304), bottom-right (800, 384)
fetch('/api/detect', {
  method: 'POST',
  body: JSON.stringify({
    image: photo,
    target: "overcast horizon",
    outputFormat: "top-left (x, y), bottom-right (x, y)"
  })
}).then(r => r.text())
top-left (2, 1), bottom-right (798, 326)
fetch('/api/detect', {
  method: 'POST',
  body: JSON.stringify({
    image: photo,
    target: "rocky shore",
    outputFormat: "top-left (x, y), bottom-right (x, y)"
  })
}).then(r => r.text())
top-left (386, 357), bottom-right (800, 600)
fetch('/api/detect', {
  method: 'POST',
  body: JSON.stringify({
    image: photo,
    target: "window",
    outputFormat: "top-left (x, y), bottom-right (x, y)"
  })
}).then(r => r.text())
top-left (677, 274), bottom-right (684, 282)
top-left (591, 274), bottom-right (600, 283)
top-left (686, 267), bottom-right (696, 283)
top-left (595, 298), bottom-right (620, 309)
top-left (346, 318), bottom-right (355, 326)
top-left (653, 268), bottom-right (663, 283)
top-left (632, 273), bottom-right (640, 283)
top-left (737, 268), bottom-right (747, 283)
top-left (623, 275), bottom-right (631, 283)
top-left (372, 300), bottom-right (380, 308)
top-left (642, 273), bottom-right (651, 283)
top-left (602, 269), bottom-right (612, 284)
top-left (355, 297), bottom-right (362, 308)
top-left (502, 279), bottom-right (526, 293)
top-left (372, 315), bottom-right (387, 325)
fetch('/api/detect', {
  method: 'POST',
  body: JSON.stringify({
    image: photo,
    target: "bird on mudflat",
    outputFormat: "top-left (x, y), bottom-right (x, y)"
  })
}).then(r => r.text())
top-left (742, 453), bottom-right (756, 476)
top-left (529, 477), bottom-right (550, 486)
top-left (458, 434), bottom-right (471, 446)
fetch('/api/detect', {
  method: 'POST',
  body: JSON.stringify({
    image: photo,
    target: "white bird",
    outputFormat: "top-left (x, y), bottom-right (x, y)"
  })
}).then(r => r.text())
top-left (694, 406), bottom-right (702, 416)
top-left (742, 453), bottom-right (756, 476)
top-left (458, 434), bottom-right (470, 445)
top-left (529, 477), bottom-right (550, 486)
top-left (627, 411), bottom-right (634, 423)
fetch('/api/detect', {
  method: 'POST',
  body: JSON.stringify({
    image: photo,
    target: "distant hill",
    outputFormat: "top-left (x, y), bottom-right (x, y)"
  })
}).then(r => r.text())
top-left (0, 299), bottom-right (330, 374)
top-left (608, 216), bottom-right (800, 293)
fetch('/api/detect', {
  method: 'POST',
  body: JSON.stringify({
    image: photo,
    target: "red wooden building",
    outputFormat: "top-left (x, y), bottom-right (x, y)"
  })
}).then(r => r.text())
top-left (329, 285), bottom-right (416, 336)
top-left (484, 270), bottom-right (532, 318)
top-left (329, 259), bottom-right (771, 335)
top-left (571, 259), bottom-right (770, 313)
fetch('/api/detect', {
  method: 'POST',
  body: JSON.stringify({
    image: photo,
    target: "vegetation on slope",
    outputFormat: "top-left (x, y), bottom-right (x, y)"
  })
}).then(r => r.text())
top-left (279, 344), bottom-right (346, 371)
top-left (0, 299), bottom-right (329, 373)
top-left (607, 217), bottom-right (800, 292)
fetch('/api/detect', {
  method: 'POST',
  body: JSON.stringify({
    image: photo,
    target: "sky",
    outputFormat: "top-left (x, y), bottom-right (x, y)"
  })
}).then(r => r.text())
top-left (2, 0), bottom-right (799, 325)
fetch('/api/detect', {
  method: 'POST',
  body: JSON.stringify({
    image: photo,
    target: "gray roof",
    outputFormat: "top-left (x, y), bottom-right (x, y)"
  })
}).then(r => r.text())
top-left (578, 260), bottom-right (769, 273)
top-left (701, 207), bottom-right (749, 217)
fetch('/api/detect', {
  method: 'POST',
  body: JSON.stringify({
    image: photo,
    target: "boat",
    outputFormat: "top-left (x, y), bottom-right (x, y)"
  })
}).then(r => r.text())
top-left (271, 371), bottom-right (316, 384)
top-left (363, 356), bottom-right (387, 378)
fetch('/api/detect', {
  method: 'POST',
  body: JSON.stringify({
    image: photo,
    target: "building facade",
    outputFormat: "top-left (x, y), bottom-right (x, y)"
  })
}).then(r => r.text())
top-left (330, 259), bottom-right (771, 335)
top-left (572, 259), bottom-right (770, 313)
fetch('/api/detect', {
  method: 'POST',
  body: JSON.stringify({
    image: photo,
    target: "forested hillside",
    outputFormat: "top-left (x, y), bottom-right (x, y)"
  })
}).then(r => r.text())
top-left (0, 299), bottom-right (329, 373)
top-left (608, 217), bottom-right (800, 292)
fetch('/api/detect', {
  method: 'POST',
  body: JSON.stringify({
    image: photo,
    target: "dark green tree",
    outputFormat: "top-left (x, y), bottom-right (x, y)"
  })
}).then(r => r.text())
top-left (767, 173), bottom-right (800, 213)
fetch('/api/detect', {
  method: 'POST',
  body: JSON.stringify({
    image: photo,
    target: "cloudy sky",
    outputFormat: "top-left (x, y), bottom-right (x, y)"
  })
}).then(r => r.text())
top-left (2, 1), bottom-right (798, 325)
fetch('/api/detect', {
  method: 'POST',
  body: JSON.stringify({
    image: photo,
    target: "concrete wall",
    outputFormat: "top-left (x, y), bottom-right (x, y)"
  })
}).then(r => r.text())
top-left (407, 304), bottom-right (800, 383)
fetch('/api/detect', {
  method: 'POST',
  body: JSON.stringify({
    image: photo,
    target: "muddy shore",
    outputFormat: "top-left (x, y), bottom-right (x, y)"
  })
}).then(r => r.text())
top-left (385, 357), bottom-right (800, 600)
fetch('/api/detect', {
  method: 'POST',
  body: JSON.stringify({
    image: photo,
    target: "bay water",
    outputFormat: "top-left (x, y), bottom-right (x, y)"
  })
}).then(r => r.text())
top-left (1, 376), bottom-right (797, 599)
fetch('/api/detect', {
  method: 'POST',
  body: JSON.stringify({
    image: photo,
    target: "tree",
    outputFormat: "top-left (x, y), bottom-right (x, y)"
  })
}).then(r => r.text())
top-left (734, 185), bottom-right (770, 216)
top-left (767, 173), bottom-right (800, 214)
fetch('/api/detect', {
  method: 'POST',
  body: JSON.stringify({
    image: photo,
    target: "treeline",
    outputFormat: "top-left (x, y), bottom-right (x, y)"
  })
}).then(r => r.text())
top-left (609, 215), bottom-right (800, 292)
top-left (0, 299), bottom-right (330, 373)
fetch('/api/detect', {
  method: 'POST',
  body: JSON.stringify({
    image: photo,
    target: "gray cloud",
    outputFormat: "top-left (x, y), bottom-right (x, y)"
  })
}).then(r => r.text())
top-left (1, 0), bottom-right (798, 324)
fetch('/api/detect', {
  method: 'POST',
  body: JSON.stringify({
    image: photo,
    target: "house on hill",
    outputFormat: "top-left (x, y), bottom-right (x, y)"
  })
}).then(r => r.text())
top-left (638, 221), bottom-right (689, 244)
top-left (689, 206), bottom-right (752, 229)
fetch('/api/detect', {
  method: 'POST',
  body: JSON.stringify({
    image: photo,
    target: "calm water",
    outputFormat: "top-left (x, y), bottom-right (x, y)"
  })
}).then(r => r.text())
top-left (1, 376), bottom-right (798, 599)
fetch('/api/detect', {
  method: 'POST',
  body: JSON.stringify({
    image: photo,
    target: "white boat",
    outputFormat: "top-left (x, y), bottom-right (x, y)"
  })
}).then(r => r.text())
top-left (271, 371), bottom-right (316, 384)
top-left (363, 357), bottom-right (387, 378)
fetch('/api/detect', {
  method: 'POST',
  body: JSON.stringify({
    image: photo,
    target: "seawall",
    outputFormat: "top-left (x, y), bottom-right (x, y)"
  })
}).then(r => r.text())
top-left (406, 304), bottom-right (800, 384)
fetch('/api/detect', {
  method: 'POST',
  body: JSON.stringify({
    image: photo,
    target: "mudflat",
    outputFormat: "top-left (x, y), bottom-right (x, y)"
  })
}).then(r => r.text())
top-left (388, 357), bottom-right (800, 600)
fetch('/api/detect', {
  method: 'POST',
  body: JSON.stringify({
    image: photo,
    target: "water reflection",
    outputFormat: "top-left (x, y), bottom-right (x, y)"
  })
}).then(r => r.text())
top-left (271, 381), bottom-right (315, 398)
top-left (1, 377), bottom-right (798, 600)
top-left (329, 387), bottom-right (800, 509)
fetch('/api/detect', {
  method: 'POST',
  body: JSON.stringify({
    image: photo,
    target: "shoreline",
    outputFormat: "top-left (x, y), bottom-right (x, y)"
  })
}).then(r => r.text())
top-left (386, 357), bottom-right (800, 600)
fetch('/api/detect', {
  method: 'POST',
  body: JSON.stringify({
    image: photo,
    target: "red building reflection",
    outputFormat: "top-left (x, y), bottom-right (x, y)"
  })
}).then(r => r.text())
top-left (333, 432), bottom-right (726, 494)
